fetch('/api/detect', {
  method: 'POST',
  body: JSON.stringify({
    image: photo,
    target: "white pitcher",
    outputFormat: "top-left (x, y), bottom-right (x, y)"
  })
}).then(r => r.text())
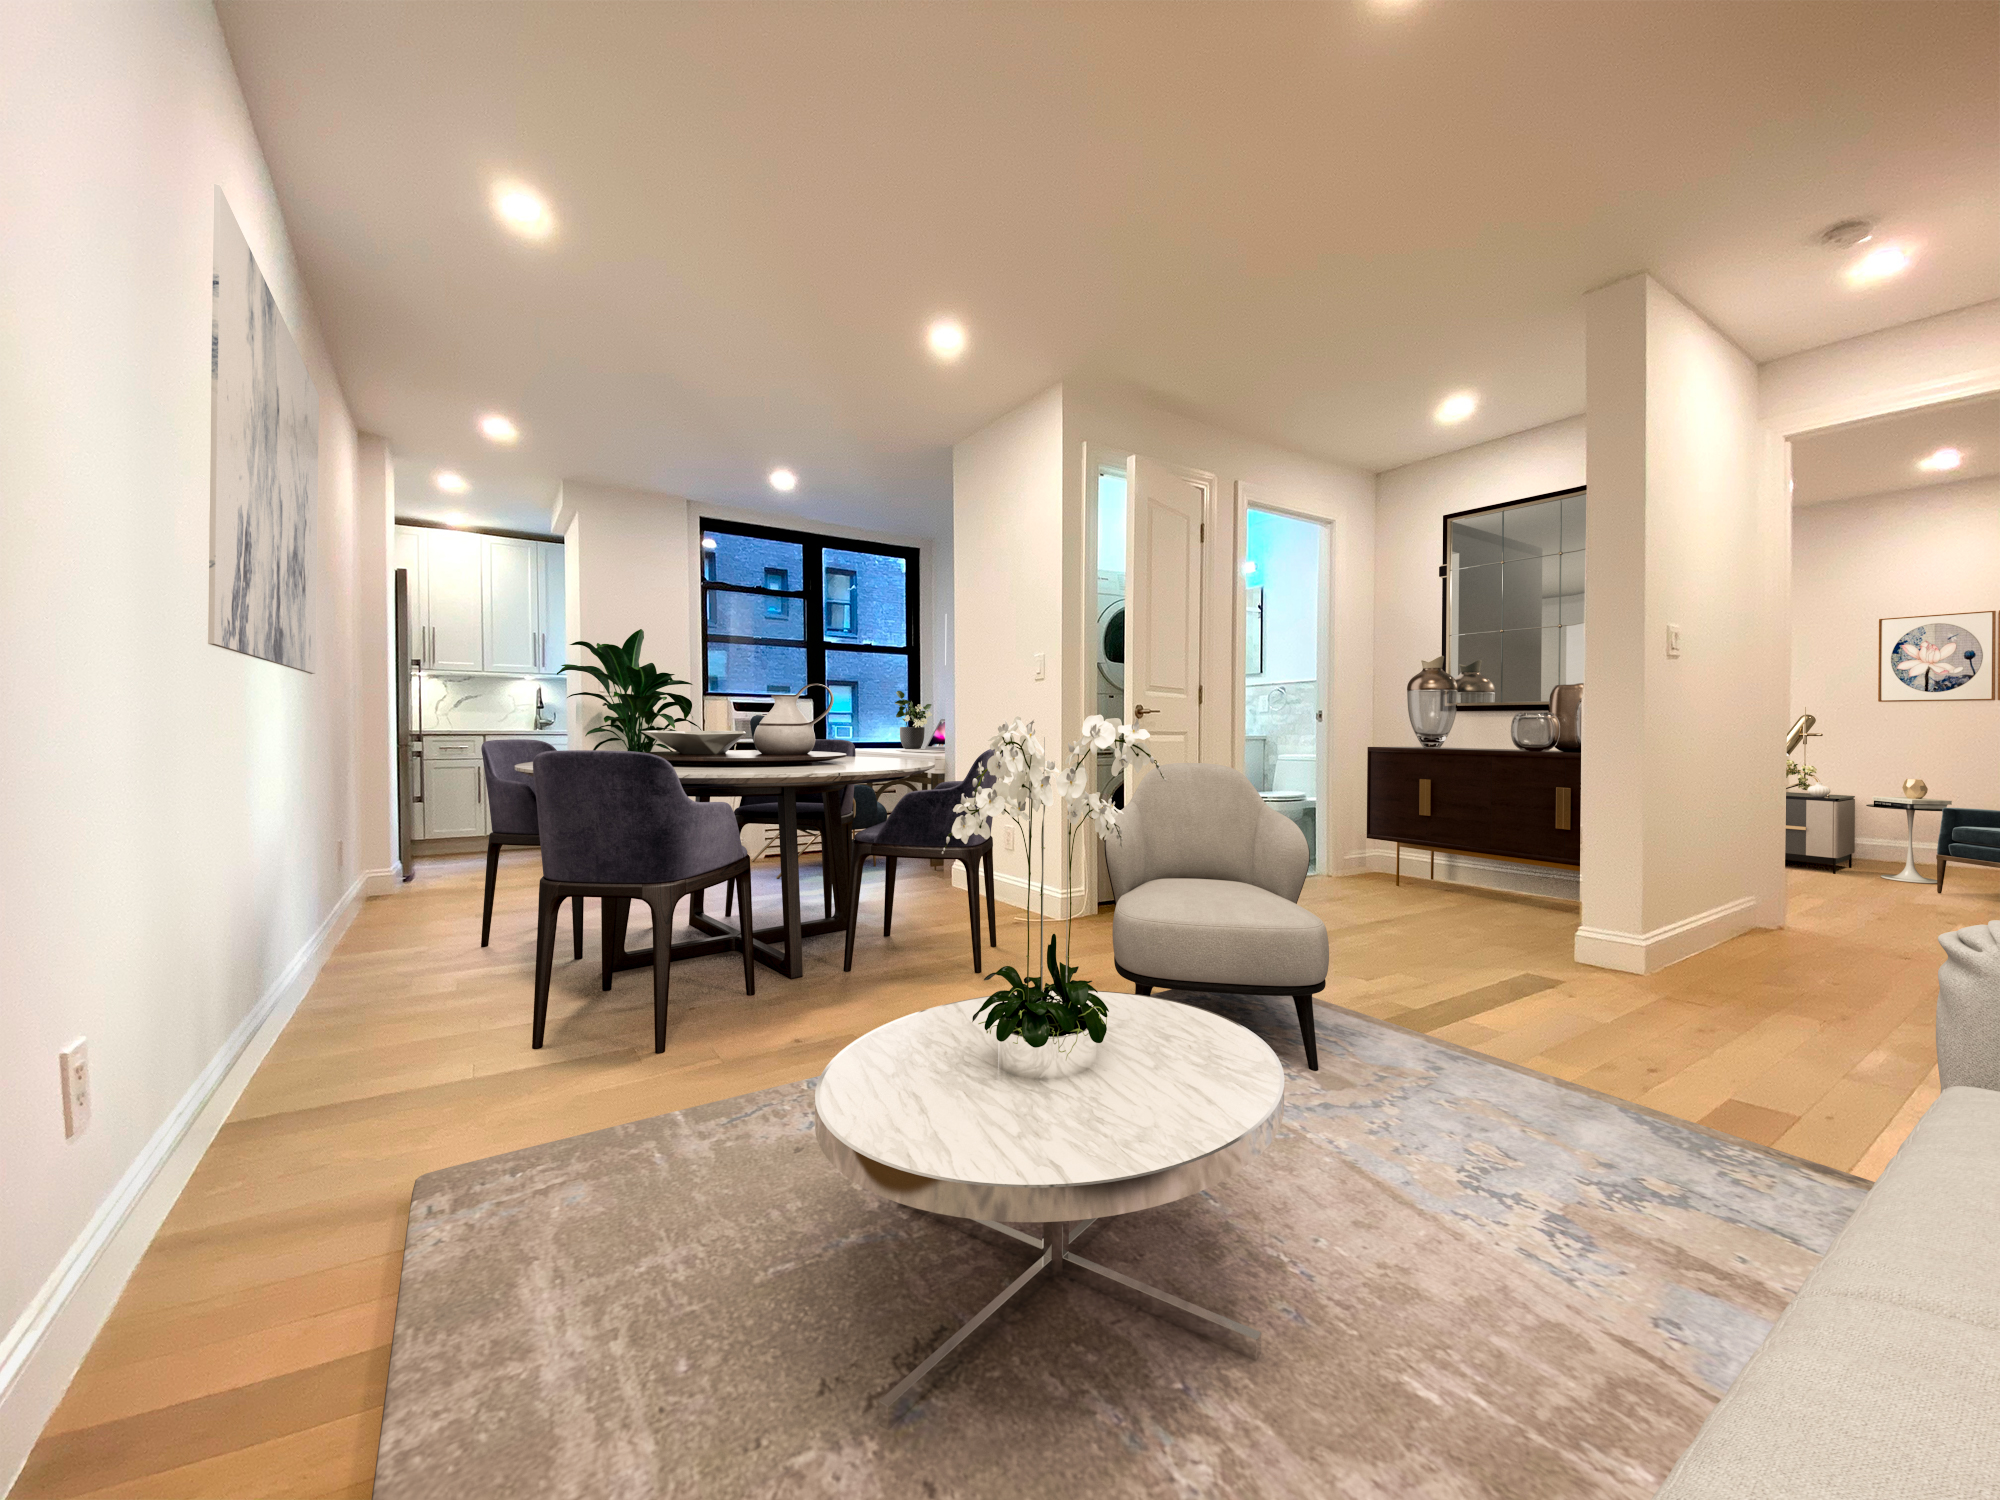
top-left (753, 686), bottom-right (829, 755)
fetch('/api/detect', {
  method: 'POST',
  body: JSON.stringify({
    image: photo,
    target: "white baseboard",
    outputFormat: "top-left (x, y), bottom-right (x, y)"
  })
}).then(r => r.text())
top-left (1353, 844), bottom-right (1581, 902)
top-left (361, 863), bottom-right (403, 896)
top-left (1854, 836), bottom-right (1921, 862)
top-left (0, 875), bottom-right (367, 1493)
top-left (947, 861), bottom-right (1091, 921)
top-left (1574, 894), bottom-right (1761, 975)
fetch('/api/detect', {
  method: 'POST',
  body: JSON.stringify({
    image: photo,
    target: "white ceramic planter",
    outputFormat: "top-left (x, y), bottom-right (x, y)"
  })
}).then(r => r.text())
top-left (994, 1029), bottom-right (1105, 1080)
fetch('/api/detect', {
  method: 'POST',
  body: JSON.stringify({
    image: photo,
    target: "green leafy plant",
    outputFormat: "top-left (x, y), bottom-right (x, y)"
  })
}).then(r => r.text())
top-left (1786, 757), bottom-right (1818, 791)
top-left (562, 630), bottom-right (695, 752)
top-left (976, 936), bottom-right (1108, 1047)
top-left (894, 691), bottom-right (930, 727)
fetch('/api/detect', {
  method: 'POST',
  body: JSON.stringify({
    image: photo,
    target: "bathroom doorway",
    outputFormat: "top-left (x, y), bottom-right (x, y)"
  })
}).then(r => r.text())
top-left (1241, 501), bottom-right (1331, 874)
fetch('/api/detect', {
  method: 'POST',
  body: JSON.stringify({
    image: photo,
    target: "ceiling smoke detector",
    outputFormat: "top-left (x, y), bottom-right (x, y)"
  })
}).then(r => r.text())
top-left (1817, 218), bottom-right (1875, 250)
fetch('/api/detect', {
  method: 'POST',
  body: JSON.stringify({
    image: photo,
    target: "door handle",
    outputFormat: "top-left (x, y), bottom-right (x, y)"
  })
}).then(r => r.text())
top-left (1418, 778), bottom-right (1432, 817)
top-left (1133, 704), bottom-right (1160, 719)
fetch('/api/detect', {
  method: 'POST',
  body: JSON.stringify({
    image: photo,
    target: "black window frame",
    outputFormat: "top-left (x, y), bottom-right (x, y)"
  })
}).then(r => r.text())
top-left (699, 517), bottom-right (922, 748)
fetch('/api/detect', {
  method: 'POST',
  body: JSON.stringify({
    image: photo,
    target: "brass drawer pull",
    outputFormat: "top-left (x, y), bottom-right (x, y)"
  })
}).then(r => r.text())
top-left (1555, 786), bottom-right (1572, 831)
top-left (1418, 778), bottom-right (1431, 817)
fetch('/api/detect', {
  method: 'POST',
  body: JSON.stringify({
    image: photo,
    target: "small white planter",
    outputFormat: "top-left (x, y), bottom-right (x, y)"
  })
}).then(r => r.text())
top-left (994, 1029), bottom-right (1104, 1080)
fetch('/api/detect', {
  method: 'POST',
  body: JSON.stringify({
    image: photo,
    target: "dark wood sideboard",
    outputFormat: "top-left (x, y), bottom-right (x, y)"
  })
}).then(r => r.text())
top-left (1367, 747), bottom-right (1581, 877)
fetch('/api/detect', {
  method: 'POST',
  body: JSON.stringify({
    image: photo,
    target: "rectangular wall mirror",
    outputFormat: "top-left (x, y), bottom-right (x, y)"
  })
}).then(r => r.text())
top-left (1441, 487), bottom-right (1585, 708)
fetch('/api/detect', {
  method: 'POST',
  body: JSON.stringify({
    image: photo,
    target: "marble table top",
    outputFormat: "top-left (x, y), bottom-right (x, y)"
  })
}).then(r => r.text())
top-left (815, 995), bottom-right (1284, 1222)
top-left (514, 748), bottom-right (943, 786)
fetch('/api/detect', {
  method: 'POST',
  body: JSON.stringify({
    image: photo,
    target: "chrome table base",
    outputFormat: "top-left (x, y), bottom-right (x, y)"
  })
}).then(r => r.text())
top-left (881, 1216), bottom-right (1260, 1414)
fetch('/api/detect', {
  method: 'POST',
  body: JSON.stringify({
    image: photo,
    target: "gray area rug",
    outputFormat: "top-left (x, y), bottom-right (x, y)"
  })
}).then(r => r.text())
top-left (375, 995), bottom-right (1865, 1500)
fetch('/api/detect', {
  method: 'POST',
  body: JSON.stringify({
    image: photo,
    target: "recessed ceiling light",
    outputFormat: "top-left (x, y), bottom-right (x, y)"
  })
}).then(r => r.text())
top-left (492, 181), bottom-right (555, 240)
top-left (434, 470), bottom-right (469, 494)
top-left (926, 318), bottom-right (967, 362)
top-left (478, 413), bottom-right (519, 445)
top-left (1434, 391), bottom-right (1479, 425)
top-left (768, 467), bottom-right (798, 493)
top-left (1918, 447), bottom-right (1964, 473)
top-left (701, 535), bottom-right (718, 550)
top-left (1846, 243), bottom-right (1912, 286)
top-left (1241, 559), bottom-right (1258, 576)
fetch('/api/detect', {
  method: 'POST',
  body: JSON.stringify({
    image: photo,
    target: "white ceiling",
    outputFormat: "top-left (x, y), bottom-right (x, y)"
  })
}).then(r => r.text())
top-left (215, 1), bottom-right (2000, 536)
top-left (1790, 392), bottom-right (2000, 507)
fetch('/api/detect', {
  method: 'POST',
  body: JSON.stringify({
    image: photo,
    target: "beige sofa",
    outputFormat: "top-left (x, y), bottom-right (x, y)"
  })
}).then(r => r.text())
top-left (1657, 920), bottom-right (2000, 1498)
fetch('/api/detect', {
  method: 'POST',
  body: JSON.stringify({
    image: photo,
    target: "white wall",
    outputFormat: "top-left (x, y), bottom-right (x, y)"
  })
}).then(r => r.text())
top-left (1762, 298), bottom-right (2000, 435)
top-left (1369, 418), bottom-right (1586, 895)
top-left (952, 387), bottom-right (1068, 903)
top-left (0, 2), bottom-right (363, 1480)
top-left (1058, 382), bottom-right (1377, 879)
top-left (552, 480), bottom-right (952, 750)
top-left (1792, 477), bottom-right (2000, 853)
top-left (1579, 275), bottom-right (1785, 973)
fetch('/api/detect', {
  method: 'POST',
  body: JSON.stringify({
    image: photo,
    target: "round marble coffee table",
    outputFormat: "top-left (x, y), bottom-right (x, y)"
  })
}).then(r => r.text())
top-left (815, 993), bottom-right (1285, 1409)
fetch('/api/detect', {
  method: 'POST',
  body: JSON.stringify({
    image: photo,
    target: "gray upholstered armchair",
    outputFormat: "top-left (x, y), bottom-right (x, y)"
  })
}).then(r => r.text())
top-left (1938, 808), bottom-right (2000, 892)
top-left (1106, 762), bottom-right (1330, 1068)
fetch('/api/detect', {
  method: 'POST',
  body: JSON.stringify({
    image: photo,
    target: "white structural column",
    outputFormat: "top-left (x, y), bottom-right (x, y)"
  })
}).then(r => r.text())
top-left (1576, 274), bottom-right (1788, 973)
top-left (355, 435), bottom-right (399, 888)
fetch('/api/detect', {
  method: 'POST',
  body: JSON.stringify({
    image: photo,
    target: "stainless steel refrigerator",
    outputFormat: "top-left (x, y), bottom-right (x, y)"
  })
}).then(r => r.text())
top-left (394, 567), bottom-right (417, 881)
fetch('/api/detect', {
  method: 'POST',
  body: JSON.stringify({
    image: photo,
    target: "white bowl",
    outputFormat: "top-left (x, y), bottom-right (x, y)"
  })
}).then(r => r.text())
top-left (655, 730), bottom-right (742, 755)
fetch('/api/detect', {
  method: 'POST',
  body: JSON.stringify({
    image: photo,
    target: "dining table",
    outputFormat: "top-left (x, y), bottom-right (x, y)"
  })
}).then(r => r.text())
top-left (518, 748), bottom-right (947, 980)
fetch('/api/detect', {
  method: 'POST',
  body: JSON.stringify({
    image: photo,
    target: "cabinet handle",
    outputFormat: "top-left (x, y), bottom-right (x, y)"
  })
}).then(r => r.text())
top-left (1417, 778), bottom-right (1431, 817)
top-left (413, 750), bottom-right (424, 804)
top-left (1555, 786), bottom-right (1572, 831)
top-left (476, 771), bottom-right (482, 805)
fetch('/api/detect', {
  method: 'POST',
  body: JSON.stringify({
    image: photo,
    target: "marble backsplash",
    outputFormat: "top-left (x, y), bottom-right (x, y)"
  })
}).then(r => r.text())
top-left (417, 673), bottom-right (569, 733)
top-left (1245, 678), bottom-right (1317, 765)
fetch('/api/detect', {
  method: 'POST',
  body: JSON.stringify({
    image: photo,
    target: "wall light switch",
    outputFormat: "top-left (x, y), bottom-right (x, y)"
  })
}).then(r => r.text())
top-left (59, 1039), bottom-right (90, 1139)
top-left (1667, 624), bottom-right (1682, 659)
top-left (1032, 652), bottom-right (1046, 681)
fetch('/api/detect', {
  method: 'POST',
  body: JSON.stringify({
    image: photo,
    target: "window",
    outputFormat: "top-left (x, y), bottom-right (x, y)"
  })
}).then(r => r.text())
top-left (825, 681), bottom-right (857, 740)
top-left (699, 519), bottom-right (921, 745)
top-left (1441, 487), bottom-right (1585, 707)
top-left (825, 567), bottom-right (857, 637)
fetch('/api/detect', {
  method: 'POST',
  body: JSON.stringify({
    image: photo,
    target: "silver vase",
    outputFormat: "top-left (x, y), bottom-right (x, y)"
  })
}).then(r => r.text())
top-left (1549, 684), bottom-right (1583, 753)
top-left (1510, 710), bottom-right (1557, 751)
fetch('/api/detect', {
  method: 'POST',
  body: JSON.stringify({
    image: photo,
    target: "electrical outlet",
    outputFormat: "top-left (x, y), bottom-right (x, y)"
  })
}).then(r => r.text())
top-left (59, 1039), bottom-right (90, 1139)
top-left (1003, 824), bottom-right (1016, 852)
top-left (1667, 623), bottom-right (1683, 658)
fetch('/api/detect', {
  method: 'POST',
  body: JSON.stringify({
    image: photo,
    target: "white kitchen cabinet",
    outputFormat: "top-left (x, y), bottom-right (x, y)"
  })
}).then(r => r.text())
top-left (419, 735), bottom-right (487, 837)
top-left (483, 537), bottom-right (541, 673)
top-left (422, 529), bottom-right (485, 671)
top-left (537, 540), bottom-right (567, 673)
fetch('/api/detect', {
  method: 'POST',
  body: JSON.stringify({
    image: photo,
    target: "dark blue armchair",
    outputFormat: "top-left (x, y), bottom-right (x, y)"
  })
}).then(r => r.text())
top-left (1938, 809), bottom-right (2000, 892)
top-left (843, 752), bottom-right (998, 972)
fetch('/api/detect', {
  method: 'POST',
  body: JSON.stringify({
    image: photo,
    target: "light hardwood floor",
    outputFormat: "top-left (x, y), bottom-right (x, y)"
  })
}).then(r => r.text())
top-left (12, 851), bottom-right (1996, 1498)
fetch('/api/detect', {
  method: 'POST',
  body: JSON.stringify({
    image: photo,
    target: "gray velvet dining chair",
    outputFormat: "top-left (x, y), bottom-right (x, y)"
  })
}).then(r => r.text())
top-left (1938, 808), bottom-right (2000, 892)
top-left (531, 751), bottom-right (755, 1053)
top-left (1106, 762), bottom-right (1329, 1069)
top-left (480, 738), bottom-right (581, 956)
top-left (843, 751), bottom-right (998, 973)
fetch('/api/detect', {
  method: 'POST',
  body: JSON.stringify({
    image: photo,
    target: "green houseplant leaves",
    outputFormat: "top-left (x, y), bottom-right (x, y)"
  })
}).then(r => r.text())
top-left (561, 629), bottom-right (696, 752)
top-left (974, 936), bottom-right (1109, 1047)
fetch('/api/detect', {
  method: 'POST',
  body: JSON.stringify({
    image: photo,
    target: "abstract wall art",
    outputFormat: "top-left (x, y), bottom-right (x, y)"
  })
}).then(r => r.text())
top-left (1879, 610), bottom-right (1992, 702)
top-left (210, 189), bottom-right (317, 671)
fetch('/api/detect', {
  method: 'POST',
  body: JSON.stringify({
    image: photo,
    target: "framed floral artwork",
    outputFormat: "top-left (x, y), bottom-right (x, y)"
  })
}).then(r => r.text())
top-left (1879, 611), bottom-right (1992, 701)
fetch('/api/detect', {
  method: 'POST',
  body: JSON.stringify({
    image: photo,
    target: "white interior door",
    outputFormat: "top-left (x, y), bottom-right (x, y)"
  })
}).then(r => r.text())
top-left (1124, 456), bottom-right (1208, 765)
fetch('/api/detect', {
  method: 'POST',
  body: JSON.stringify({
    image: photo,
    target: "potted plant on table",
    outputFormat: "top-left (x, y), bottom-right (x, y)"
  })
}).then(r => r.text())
top-left (951, 715), bottom-right (1156, 1078)
top-left (562, 630), bottom-right (697, 751)
top-left (894, 691), bottom-right (931, 749)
